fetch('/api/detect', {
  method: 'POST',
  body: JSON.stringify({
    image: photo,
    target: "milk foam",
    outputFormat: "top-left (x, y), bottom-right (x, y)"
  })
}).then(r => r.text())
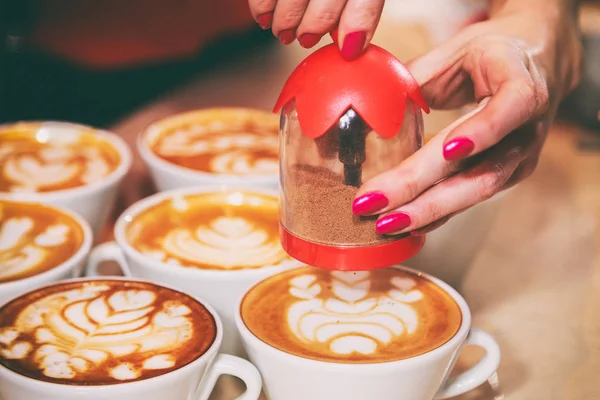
top-left (286, 271), bottom-right (423, 356)
top-left (0, 217), bottom-right (71, 281)
top-left (0, 284), bottom-right (195, 381)
top-left (155, 127), bottom-right (278, 175)
top-left (1, 143), bottom-right (112, 193)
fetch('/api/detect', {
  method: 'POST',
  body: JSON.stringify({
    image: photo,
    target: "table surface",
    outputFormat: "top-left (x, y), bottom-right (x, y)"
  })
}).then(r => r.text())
top-left (106, 3), bottom-right (600, 399)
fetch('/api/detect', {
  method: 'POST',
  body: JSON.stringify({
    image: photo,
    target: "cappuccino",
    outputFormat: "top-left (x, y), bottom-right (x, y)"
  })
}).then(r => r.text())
top-left (0, 280), bottom-right (216, 385)
top-left (241, 267), bottom-right (462, 363)
top-left (0, 122), bottom-right (121, 193)
top-left (0, 200), bottom-right (84, 284)
top-left (125, 190), bottom-right (290, 270)
top-left (146, 108), bottom-right (279, 176)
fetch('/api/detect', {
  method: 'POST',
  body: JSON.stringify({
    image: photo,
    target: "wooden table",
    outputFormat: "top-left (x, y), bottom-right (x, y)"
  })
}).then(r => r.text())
top-left (106, 3), bottom-right (600, 399)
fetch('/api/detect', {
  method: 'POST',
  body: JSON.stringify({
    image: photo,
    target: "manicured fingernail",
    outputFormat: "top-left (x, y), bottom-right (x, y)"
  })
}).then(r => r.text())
top-left (352, 192), bottom-right (389, 215)
top-left (376, 213), bottom-right (411, 235)
top-left (341, 31), bottom-right (366, 61)
top-left (443, 137), bottom-right (475, 160)
top-left (256, 12), bottom-right (273, 30)
top-left (278, 29), bottom-right (296, 45)
top-left (299, 33), bottom-right (322, 48)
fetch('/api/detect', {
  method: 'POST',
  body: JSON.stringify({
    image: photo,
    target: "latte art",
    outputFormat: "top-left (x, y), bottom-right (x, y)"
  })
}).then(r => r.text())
top-left (0, 280), bottom-right (215, 385)
top-left (242, 267), bottom-right (462, 363)
top-left (127, 191), bottom-right (290, 270)
top-left (0, 123), bottom-right (120, 193)
top-left (146, 108), bottom-right (279, 175)
top-left (0, 200), bottom-right (84, 284)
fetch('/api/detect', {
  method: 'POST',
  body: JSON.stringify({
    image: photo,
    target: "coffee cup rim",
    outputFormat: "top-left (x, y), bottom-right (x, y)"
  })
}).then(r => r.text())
top-left (113, 185), bottom-right (302, 278)
top-left (0, 275), bottom-right (225, 392)
top-left (137, 108), bottom-right (279, 183)
top-left (0, 121), bottom-right (132, 201)
top-left (0, 199), bottom-right (93, 296)
top-left (234, 264), bottom-right (473, 370)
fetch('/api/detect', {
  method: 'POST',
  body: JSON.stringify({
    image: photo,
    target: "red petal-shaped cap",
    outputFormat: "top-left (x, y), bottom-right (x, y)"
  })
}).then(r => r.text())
top-left (273, 43), bottom-right (430, 139)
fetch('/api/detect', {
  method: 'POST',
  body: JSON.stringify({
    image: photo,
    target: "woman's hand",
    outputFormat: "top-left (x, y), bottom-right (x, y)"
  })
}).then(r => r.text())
top-left (352, 2), bottom-right (582, 235)
top-left (247, 0), bottom-right (385, 59)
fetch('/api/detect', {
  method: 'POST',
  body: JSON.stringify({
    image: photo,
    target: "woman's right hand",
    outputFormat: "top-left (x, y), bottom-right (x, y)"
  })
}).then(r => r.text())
top-left (247, 0), bottom-right (385, 60)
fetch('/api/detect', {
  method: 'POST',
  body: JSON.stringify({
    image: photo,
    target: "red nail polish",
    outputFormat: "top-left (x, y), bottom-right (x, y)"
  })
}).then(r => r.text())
top-left (376, 213), bottom-right (411, 235)
top-left (256, 12), bottom-right (273, 30)
top-left (278, 29), bottom-right (296, 45)
top-left (443, 137), bottom-right (474, 161)
top-left (352, 192), bottom-right (389, 215)
top-left (341, 31), bottom-right (366, 61)
top-left (299, 33), bottom-right (322, 48)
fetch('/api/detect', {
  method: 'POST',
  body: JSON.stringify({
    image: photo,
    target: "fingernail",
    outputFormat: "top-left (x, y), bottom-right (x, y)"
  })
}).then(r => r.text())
top-left (376, 213), bottom-right (412, 235)
top-left (278, 29), bottom-right (296, 45)
top-left (341, 31), bottom-right (366, 61)
top-left (299, 33), bottom-right (322, 48)
top-left (443, 137), bottom-right (475, 161)
top-left (256, 12), bottom-right (273, 30)
top-left (352, 192), bottom-right (389, 215)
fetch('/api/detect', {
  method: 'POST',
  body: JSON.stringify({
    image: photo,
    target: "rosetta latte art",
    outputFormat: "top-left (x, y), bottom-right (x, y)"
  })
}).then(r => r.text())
top-left (287, 271), bottom-right (423, 355)
top-left (154, 126), bottom-right (279, 175)
top-left (142, 216), bottom-right (287, 269)
top-left (0, 285), bottom-right (195, 382)
top-left (0, 217), bottom-right (71, 282)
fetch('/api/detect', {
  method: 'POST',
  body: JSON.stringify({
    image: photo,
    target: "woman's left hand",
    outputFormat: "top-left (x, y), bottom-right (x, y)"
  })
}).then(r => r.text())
top-left (352, 3), bottom-right (582, 235)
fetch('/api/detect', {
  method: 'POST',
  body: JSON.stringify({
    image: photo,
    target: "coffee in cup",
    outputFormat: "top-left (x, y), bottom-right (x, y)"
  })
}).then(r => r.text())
top-left (0, 199), bottom-right (92, 306)
top-left (236, 265), bottom-right (501, 400)
top-left (0, 278), bottom-right (262, 400)
top-left (0, 121), bottom-right (132, 238)
top-left (86, 186), bottom-right (301, 357)
top-left (138, 108), bottom-right (279, 191)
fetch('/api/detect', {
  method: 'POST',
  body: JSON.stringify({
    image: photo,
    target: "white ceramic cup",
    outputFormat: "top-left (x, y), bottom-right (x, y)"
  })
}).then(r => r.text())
top-left (0, 121), bottom-right (132, 239)
top-left (0, 201), bottom-right (93, 307)
top-left (0, 277), bottom-right (262, 400)
top-left (85, 186), bottom-right (301, 357)
top-left (235, 265), bottom-right (501, 400)
top-left (137, 111), bottom-right (278, 192)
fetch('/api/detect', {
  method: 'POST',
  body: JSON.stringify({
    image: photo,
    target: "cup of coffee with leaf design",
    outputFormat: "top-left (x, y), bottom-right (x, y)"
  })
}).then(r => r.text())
top-left (0, 121), bottom-right (132, 238)
top-left (0, 277), bottom-right (262, 400)
top-left (0, 199), bottom-right (92, 306)
top-left (236, 265), bottom-right (501, 400)
top-left (85, 186), bottom-right (301, 357)
top-left (138, 107), bottom-right (280, 191)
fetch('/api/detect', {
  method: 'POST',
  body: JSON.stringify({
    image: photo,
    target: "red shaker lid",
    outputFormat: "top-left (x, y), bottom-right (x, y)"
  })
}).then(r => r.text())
top-left (273, 42), bottom-right (430, 139)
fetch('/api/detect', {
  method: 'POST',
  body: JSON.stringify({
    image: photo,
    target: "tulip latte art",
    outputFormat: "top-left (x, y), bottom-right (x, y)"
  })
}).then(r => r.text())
top-left (242, 267), bottom-right (462, 363)
top-left (0, 280), bottom-right (215, 385)
top-left (0, 200), bottom-right (84, 283)
top-left (0, 122), bottom-right (120, 193)
top-left (147, 108), bottom-right (279, 175)
top-left (126, 191), bottom-right (290, 270)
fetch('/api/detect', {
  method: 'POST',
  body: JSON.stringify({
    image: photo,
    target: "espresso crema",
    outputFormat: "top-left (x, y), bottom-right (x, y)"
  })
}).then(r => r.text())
top-left (0, 200), bottom-right (84, 284)
top-left (0, 280), bottom-right (216, 385)
top-left (0, 122), bottom-right (121, 193)
top-left (146, 108), bottom-right (279, 175)
top-left (242, 267), bottom-right (462, 363)
top-left (126, 191), bottom-right (290, 270)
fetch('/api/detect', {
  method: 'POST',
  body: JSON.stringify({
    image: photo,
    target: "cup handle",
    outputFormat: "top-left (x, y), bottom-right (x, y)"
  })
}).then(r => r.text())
top-left (434, 328), bottom-right (501, 399)
top-left (85, 242), bottom-right (133, 277)
top-left (194, 354), bottom-right (262, 400)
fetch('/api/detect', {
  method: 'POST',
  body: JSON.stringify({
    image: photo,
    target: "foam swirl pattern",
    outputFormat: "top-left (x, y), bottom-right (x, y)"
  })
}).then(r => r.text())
top-left (0, 280), bottom-right (216, 385)
top-left (0, 123), bottom-right (120, 193)
top-left (127, 191), bottom-right (290, 270)
top-left (0, 200), bottom-right (84, 284)
top-left (241, 267), bottom-right (463, 363)
top-left (147, 108), bottom-right (279, 175)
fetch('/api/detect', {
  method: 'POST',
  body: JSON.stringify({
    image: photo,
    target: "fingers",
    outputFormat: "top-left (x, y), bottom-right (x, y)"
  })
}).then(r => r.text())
top-left (271, 0), bottom-right (310, 44)
top-left (297, 0), bottom-right (347, 48)
top-left (248, 0), bottom-right (278, 29)
top-left (337, 0), bottom-right (386, 60)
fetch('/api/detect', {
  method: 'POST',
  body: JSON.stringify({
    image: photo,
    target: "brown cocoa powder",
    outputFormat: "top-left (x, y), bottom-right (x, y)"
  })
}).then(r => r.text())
top-left (284, 164), bottom-right (399, 246)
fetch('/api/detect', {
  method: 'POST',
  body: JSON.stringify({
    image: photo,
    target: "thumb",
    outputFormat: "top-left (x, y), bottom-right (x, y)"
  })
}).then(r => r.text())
top-left (336, 0), bottom-right (386, 61)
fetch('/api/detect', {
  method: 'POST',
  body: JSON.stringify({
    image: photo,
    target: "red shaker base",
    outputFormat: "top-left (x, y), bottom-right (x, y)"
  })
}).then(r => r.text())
top-left (280, 225), bottom-right (425, 271)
